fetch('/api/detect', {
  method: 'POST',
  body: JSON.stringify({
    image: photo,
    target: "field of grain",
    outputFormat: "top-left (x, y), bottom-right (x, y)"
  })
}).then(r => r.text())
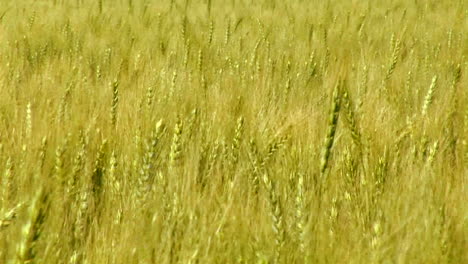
top-left (0, 0), bottom-right (466, 263)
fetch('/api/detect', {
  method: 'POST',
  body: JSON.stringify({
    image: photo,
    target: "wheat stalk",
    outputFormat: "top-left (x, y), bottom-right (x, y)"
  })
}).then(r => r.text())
top-left (137, 120), bottom-right (164, 201)
top-left (15, 187), bottom-right (48, 264)
top-left (295, 173), bottom-right (306, 256)
top-left (169, 119), bottom-right (183, 168)
top-left (421, 75), bottom-right (438, 117)
top-left (320, 82), bottom-right (341, 180)
top-left (91, 139), bottom-right (108, 210)
top-left (25, 102), bottom-right (32, 139)
top-left (110, 80), bottom-right (119, 127)
top-left (0, 202), bottom-right (23, 230)
top-left (230, 116), bottom-right (244, 167)
top-left (262, 172), bottom-right (285, 264)
top-left (2, 157), bottom-right (14, 208)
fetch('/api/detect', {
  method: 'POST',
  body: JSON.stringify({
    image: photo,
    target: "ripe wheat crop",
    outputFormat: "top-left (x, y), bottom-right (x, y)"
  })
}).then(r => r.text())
top-left (0, 0), bottom-right (466, 263)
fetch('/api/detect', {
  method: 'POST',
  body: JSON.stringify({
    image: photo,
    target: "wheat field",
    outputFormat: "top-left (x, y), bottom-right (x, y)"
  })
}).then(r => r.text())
top-left (0, 0), bottom-right (467, 263)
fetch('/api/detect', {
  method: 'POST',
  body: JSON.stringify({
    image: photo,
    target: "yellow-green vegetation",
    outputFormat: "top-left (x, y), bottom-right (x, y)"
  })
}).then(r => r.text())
top-left (0, 0), bottom-right (467, 263)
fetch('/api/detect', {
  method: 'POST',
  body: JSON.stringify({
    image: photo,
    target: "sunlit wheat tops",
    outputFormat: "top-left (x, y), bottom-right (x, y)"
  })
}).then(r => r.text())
top-left (0, 1), bottom-right (466, 263)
